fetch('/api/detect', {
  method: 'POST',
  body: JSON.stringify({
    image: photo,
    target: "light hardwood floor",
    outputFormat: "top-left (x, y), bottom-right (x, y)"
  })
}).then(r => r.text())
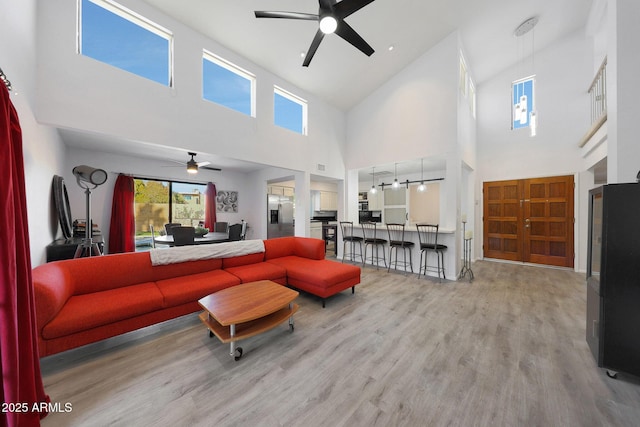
top-left (40, 261), bottom-right (640, 426)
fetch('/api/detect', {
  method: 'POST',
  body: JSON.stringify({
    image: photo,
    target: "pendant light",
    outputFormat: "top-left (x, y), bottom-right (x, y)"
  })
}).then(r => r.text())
top-left (370, 167), bottom-right (377, 194)
top-left (514, 16), bottom-right (539, 137)
top-left (392, 163), bottom-right (399, 189)
top-left (418, 158), bottom-right (426, 192)
top-left (529, 18), bottom-right (538, 137)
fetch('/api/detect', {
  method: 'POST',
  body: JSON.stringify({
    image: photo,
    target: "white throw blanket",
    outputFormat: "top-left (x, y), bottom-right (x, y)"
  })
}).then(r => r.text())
top-left (149, 239), bottom-right (265, 266)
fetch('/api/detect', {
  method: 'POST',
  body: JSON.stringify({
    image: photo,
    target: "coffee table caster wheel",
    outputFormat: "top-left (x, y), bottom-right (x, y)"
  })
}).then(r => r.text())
top-left (289, 323), bottom-right (294, 332)
top-left (606, 370), bottom-right (618, 379)
top-left (234, 347), bottom-right (243, 361)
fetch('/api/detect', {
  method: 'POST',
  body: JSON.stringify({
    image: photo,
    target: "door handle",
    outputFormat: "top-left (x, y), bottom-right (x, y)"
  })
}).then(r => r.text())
top-left (524, 218), bottom-right (530, 228)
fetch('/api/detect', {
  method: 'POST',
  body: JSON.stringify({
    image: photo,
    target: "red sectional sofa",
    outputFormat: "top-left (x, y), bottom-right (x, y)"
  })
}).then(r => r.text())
top-left (32, 237), bottom-right (361, 357)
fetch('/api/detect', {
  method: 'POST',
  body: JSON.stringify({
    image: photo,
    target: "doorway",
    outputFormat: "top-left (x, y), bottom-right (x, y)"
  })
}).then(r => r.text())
top-left (483, 175), bottom-right (574, 268)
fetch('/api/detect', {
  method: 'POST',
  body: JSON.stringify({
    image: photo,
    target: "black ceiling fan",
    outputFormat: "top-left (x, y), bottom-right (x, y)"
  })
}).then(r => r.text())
top-left (255, 0), bottom-right (375, 67)
top-left (164, 152), bottom-right (221, 174)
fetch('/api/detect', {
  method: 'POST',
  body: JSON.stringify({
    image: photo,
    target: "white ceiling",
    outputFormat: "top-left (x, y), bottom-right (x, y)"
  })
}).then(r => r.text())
top-left (62, 0), bottom-right (593, 178)
top-left (144, 0), bottom-right (593, 110)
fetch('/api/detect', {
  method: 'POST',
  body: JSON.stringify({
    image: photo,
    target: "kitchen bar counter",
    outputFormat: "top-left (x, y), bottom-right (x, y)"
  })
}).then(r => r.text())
top-left (341, 224), bottom-right (457, 279)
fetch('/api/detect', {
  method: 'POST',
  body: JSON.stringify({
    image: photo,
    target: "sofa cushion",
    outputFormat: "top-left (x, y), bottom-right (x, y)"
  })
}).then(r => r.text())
top-left (224, 262), bottom-right (287, 285)
top-left (150, 258), bottom-right (224, 281)
top-left (155, 269), bottom-right (241, 307)
top-left (221, 252), bottom-right (265, 268)
top-left (294, 237), bottom-right (326, 260)
top-left (42, 282), bottom-right (164, 339)
top-left (264, 236), bottom-right (325, 260)
top-left (263, 237), bottom-right (296, 260)
top-left (267, 257), bottom-right (360, 292)
top-left (55, 252), bottom-right (157, 295)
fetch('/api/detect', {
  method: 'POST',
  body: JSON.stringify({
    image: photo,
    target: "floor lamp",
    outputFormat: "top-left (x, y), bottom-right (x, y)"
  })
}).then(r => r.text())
top-left (72, 165), bottom-right (107, 258)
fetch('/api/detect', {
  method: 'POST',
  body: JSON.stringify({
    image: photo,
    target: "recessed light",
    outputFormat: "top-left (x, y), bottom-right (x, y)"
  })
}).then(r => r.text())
top-left (388, 45), bottom-right (395, 51)
top-left (300, 51), bottom-right (306, 58)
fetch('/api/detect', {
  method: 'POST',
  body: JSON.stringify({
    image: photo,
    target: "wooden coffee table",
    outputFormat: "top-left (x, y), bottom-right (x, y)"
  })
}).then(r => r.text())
top-left (198, 280), bottom-right (299, 360)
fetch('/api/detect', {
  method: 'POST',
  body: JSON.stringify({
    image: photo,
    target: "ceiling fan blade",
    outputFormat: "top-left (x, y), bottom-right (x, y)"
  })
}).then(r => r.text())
top-left (335, 21), bottom-right (374, 57)
top-left (334, 0), bottom-right (375, 19)
top-left (255, 11), bottom-right (318, 21)
top-left (303, 29), bottom-right (325, 67)
top-left (200, 165), bottom-right (222, 172)
top-left (196, 161), bottom-right (211, 167)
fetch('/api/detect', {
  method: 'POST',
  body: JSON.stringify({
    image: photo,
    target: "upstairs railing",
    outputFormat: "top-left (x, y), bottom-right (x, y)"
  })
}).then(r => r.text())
top-left (580, 57), bottom-right (607, 147)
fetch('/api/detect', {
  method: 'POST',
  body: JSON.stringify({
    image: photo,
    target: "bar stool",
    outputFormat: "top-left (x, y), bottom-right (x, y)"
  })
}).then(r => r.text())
top-left (339, 221), bottom-right (363, 264)
top-left (362, 222), bottom-right (387, 269)
top-left (416, 223), bottom-right (447, 281)
top-left (386, 223), bottom-right (414, 274)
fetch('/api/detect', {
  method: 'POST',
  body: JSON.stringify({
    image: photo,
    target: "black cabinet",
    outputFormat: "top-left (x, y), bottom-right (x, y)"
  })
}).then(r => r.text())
top-left (46, 236), bottom-right (104, 262)
top-left (586, 184), bottom-right (640, 377)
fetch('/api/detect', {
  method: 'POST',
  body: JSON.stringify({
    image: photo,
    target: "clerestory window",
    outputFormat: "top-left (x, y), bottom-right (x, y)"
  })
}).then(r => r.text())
top-left (79, 0), bottom-right (173, 86)
top-left (274, 86), bottom-right (307, 135)
top-left (202, 51), bottom-right (256, 117)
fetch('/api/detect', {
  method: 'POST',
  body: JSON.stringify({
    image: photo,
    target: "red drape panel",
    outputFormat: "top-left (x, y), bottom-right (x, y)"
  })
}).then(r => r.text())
top-left (108, 174), bottom-right (135, 253)
top-left (204, 182), bottom-right (217, 230)
top-left (0, 85), bottom-right (50, 426)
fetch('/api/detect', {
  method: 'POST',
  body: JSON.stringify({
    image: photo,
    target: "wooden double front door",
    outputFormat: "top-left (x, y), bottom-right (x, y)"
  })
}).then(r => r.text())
top-left (483, 175), bottom-right (574, 268)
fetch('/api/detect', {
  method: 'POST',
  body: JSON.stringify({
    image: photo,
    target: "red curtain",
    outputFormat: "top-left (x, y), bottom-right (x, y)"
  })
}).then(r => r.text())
top-left (108, 174), bottom-right (135, 253)
top-left (204, 182), bottom-right (217, 230)
top-left (0, 85), bottom-right (50, 425)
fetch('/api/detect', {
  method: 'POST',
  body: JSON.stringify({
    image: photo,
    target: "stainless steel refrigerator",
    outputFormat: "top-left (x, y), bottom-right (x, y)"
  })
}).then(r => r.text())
top-left (267, 194), bottom-right (294, 239)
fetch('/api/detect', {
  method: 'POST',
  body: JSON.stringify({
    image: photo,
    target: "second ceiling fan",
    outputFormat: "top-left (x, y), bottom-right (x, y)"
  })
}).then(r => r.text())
top-left (255, 0), bottom-right (376, 67)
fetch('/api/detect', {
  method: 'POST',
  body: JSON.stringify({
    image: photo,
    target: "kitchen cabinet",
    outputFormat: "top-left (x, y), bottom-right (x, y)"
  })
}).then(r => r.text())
top-left (320, 191), bottom-right (337, 210)
top-left (269, 185), bottom-right (294, 197)
top-left (310, 221), bottom-right (323, 239)
top-left (384, 188), bottom-right (407, 224)
top-left (368, 190), bottom-right (382, 210)
top-left (379, 183), bottom-right (440, 225)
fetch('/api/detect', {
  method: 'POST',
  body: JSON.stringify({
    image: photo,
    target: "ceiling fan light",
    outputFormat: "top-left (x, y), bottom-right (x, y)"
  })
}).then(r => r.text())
top-left (187, 161), bottom-right (198, 174)
top-left (319, 15), bottom-right (337, 34)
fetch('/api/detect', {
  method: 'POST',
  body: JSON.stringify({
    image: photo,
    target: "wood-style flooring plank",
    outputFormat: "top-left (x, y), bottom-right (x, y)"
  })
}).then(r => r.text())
top-left (40, 261), bottom-right (640, 426)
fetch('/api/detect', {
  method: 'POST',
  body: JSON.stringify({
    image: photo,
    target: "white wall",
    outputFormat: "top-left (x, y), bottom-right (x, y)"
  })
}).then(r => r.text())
top-left (36, 0), bottom-right (348, 180)
top-left (476, 29), bottom-right (592, 271)
top-left (1, 0), bottom-right (68, 266)
top-left (606, 0), bottom-right (640, 184)
top-left (346, 32), bottom-right (470, 278)
top-left (347, 32), bottom-right (460, 170)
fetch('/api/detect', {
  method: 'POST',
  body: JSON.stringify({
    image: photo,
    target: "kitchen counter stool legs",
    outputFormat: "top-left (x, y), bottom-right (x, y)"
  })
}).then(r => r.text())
top-left (339, 221), bottom-right (364, 264)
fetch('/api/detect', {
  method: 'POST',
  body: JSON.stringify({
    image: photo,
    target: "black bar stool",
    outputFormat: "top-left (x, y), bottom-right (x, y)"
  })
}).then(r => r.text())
top-left (416, 223), bottom-right (447, 281)
top-left (362, 222), bottom-right (387, 269)
top-left (386, 223), bottom-right (414, 274)
top-left (339, 221), bottom-right (363, 264)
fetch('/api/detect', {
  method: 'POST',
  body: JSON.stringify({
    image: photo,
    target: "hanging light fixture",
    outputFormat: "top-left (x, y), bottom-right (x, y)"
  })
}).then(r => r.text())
top-left (392, 163), bottom-right (400, 189)
top-left (186, 153), bottom-right (199, 174)
top-left (418, 158), bottom-right (426, 192)
top-left (529, 17), bottom-right (538, 137)
top-left (514, 16), bottom-right (539, 137)
top-left (370, 167), bottom-right (377, 194)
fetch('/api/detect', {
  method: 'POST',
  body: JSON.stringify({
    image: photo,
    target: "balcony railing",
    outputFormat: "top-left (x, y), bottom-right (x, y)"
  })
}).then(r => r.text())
top-left (580, 57), bottom-right (607, 147)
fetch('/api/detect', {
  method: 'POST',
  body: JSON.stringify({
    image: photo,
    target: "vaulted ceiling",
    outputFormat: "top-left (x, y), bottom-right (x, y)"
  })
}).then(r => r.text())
top-left (63, 0), bottom-right (593, 175)
top-left (144, 0), bottom-right (593, 110)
